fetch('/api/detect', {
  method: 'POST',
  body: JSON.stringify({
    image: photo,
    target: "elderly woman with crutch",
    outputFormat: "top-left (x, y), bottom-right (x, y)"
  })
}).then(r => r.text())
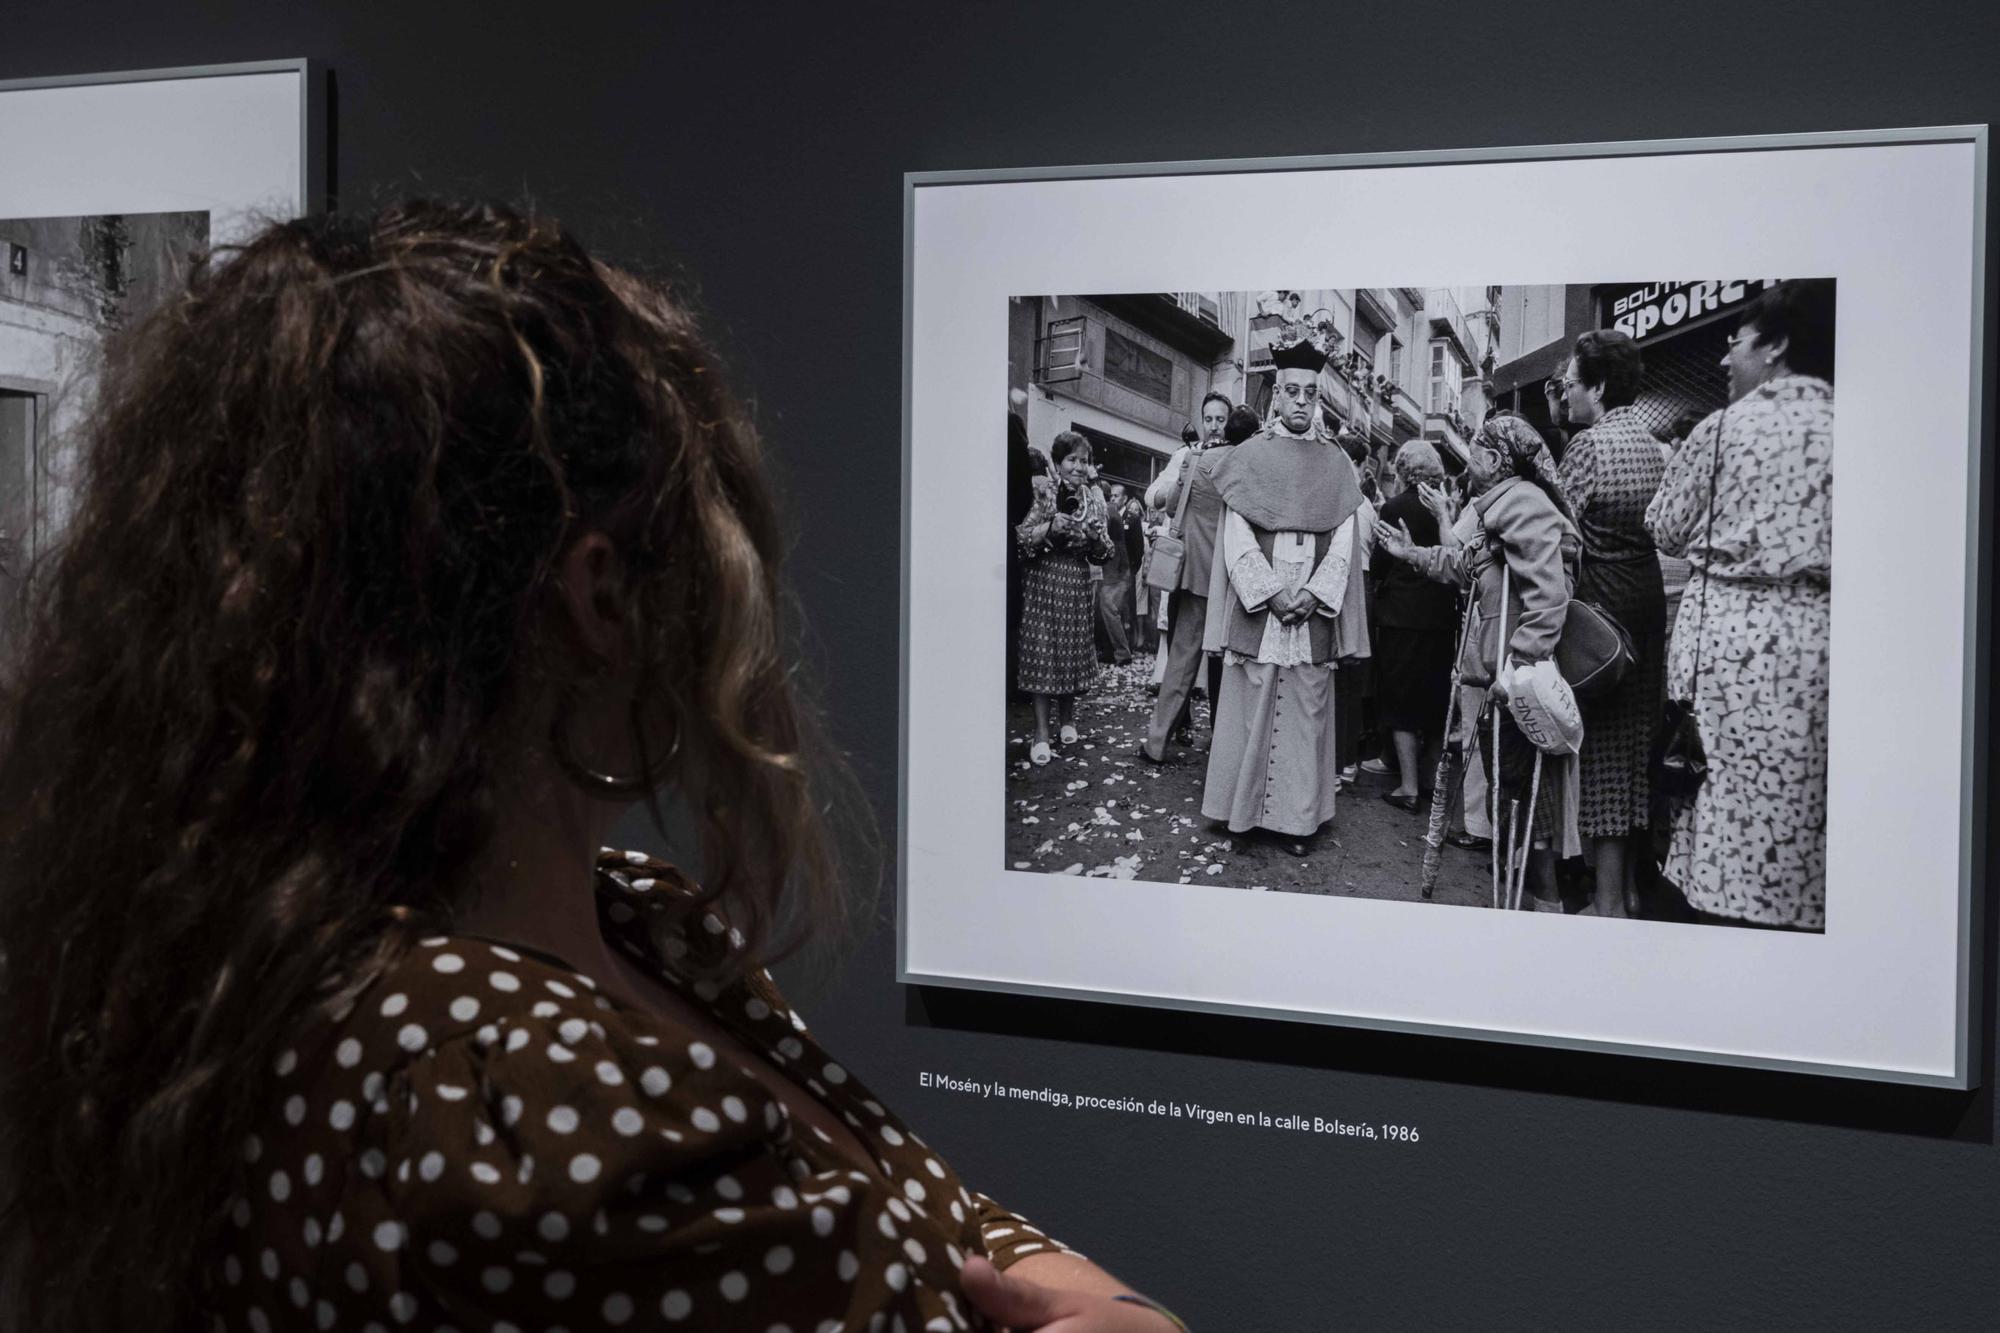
top-left (1377, 413), bottom-right (1583, 909)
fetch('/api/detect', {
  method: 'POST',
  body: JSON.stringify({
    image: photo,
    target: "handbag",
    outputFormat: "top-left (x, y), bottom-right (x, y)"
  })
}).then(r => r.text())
top-left (1652, 403), bottom-right (1727, 835)
top-left (1555, 598), bottom-right (1637, 700)
top-left (1142, 445), bottom-right (1201, 595)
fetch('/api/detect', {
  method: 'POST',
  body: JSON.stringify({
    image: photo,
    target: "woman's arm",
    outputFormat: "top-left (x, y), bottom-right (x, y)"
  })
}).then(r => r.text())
top-left (1646, 410), bottom-right (1723, 557)
top-left (1015, 477), bottom-right (1058, 557)
top-left (1145, 447), bottom-right (1188, 511)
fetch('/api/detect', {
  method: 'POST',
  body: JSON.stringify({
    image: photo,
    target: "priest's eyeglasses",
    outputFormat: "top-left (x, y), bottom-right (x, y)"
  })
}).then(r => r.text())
top-left (1274, 383), bottom-right (1316, 401)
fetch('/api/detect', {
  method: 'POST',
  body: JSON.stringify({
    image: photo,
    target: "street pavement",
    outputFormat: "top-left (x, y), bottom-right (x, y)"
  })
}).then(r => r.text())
top-left (1004, 657), bottom-right (1498, 909)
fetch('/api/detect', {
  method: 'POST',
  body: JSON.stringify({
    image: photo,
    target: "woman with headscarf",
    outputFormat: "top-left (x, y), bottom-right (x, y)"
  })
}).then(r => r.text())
top-left (1376, 413), bottom-right (1583, 907)
top-left (1645, 280), bottom-right (1834, 931)
top-left (1554, 330), bottom-right (1669, 918)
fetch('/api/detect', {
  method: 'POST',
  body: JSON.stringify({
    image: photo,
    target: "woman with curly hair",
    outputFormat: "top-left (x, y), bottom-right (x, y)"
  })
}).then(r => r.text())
top-left (0, 204), bottom-right (1185, 1332)
top-left (1014, 430), bottom-right (1114, 765)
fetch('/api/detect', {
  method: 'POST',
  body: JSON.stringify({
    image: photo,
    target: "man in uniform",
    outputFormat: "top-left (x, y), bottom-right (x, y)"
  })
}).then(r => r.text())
top-left (1198, 339), bottom-right (1368, 842)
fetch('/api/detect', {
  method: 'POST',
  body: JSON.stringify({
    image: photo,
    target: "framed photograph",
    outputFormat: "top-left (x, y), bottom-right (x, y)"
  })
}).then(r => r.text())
top-left (0, 60), bottom-right (321, 632)
top-left (899, 127), bottom-right (1989, 1087)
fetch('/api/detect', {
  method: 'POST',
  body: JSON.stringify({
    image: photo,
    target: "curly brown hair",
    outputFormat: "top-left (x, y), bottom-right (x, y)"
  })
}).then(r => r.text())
top-left (0, 201), bottom-right (865, 1329)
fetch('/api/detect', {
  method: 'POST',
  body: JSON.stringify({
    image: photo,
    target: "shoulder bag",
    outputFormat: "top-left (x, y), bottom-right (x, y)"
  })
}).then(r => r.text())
top-left (1142, 448), bottom-right (1200, 595)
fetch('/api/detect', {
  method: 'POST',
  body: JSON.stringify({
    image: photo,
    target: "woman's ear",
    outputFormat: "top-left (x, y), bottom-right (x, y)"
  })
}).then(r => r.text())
top-left (555, 532), bottom-right (629, 666)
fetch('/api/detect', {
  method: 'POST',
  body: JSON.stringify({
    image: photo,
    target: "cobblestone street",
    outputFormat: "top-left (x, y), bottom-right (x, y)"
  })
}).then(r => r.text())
top-left (1004, 659), bottom-right (1496, 908)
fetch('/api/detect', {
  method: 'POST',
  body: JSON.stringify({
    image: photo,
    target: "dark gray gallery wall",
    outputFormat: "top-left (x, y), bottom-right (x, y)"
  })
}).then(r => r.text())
top-left (6, 3), bottom-right (1997, 1327)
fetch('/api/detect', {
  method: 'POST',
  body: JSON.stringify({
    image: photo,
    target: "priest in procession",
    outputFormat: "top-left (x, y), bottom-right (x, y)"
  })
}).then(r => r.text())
top-left (1199, 337), bottom-right (1371, 844)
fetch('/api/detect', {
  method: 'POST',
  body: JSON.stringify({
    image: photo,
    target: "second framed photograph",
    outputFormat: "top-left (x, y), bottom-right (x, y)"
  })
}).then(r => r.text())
top-left (900, 127), bottom-right (1988, 1087)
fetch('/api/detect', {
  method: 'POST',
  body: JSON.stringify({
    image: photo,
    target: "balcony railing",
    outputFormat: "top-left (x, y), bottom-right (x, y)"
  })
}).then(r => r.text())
top-left (1168, 291), bottom-right (1222, 327)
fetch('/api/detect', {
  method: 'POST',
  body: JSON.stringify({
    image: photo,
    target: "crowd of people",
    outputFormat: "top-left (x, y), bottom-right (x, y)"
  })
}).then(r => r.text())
top-left (1009, 278), bottom-right (1835, 931)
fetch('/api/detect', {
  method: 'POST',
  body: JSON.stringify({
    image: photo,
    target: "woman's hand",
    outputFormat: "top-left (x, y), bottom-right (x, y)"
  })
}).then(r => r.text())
top-left (960, 1257), bottom-right (1181, 1332)
top-left (1417, 481), bottom-right (1458, 527)
top-left (1374, 518), bottom-right (1417, 563)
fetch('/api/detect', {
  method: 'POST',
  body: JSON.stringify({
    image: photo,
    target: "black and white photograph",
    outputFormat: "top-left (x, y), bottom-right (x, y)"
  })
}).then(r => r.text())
top-left (1001, 280), bottom-right (1833, 931)
top-left (0, 210), bottom-right (210, 638)
top-left (903, 130), bottom-right (1980, 1083)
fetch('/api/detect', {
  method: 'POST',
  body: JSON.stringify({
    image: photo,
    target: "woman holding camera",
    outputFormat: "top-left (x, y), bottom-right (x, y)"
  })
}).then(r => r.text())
top-left (1016, 431), bottom-right (1115, 764)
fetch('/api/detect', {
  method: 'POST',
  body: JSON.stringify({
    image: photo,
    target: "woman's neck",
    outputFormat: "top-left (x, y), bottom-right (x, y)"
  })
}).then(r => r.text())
top-left (455, 748), bottom-right (630, 978)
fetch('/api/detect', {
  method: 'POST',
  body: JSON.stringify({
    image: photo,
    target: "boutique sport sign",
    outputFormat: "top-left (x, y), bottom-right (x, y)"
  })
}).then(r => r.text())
top-left (1605, 279), bottom-right (1779, 341)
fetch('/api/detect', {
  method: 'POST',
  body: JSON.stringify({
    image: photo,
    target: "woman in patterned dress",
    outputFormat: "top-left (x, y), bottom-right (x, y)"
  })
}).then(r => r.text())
top-left (0, 205), bottom-right (1186, 1332)
top-left (1015, 432), bottom-right (1114, 765)
top-left (1556, 330), bottom-right (1668, 917)
top-left (1646, 280), bottom-right (1835, 930)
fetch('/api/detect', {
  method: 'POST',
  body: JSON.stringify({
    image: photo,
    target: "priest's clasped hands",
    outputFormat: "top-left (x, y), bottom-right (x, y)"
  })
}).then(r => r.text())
top-left (1268, 587), bottom-right (1319, 623)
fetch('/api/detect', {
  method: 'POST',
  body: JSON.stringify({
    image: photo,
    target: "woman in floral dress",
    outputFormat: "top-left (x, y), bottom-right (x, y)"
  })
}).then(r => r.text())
top-left (1646, 280), bottom-right (1835, 930)
top-left (1015, 431), bottom-right (1114, 765)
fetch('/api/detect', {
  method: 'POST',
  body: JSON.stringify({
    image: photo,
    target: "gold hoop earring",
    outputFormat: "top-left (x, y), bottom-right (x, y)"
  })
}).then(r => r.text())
top-left (551, 690), bottom-right (680, 798)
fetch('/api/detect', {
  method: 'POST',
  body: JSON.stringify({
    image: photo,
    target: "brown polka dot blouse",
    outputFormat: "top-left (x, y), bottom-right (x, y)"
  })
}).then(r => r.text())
top-left (206, 851), bottom-right (1069, 1331)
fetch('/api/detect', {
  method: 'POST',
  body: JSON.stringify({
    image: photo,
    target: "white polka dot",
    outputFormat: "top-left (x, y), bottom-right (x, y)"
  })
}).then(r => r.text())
top-left (334, 1037), bottom-right (363, 1068)
top-left (546, 1044), bottom-right (576, 1064)
top-left (470, 1162), bottom-right (502, 1185)
top-left (638, 1213), bottom-right (668, 1233)
top-left (531, 1000), bottom-right (560, 1019)
top-left (388, 1291), bottom-right (416, 1322)
top-left (532, 1211), bottom-right (568, 1243)
top-left (557, 1018), bottom-right (589, 1045)
top-left (248, 1310), bottom-right (271, 1333)
top-left (949, 1199), bottom-right (964, 1223)
top-left (713, 1207), bottom-right (745, 1224)
top-left (396, 1023), bottom-right (428, 1052)
top-left (432, 953), bottom-right (465, 974)
top-left (481, 1266), bottom-right (512, 1294)
top-left (903, 1238), bottom-right (927, 1265)
top-left (877, 1212), bottom-right (897, 1239)
top-left (472, 1210), bottom-right (502, 1240)
top-left (925, 1157), bottom-right (947, 1179)
top-left (772, 1186), bottom-right (799, 1210)
top-left (302, 1153), bottom-right (324, 1187)
top-left (328, 1100), bottom-right (356, 1132)
top-left (811, 1206), bottom-right (835, 1237)
top-left (569, 1154), bottom-right (601, 1184)
top-left (345, 1262), bottom-right (368, 1292)
top-left (436, 1083), bottom-right (469, 1102)
top-left (690, 1107), bottom-right (721, 1133)
top-left (358, 1148), bottom-right (385, 1179)
top-left (719, 1271), bottom-right (749, 1302)
top-left (777, 1037), bottom-right (805, 1060)
top-left (745, 998), bottom-right (771, 1021)
top-left (602, 1293), bottom-right (634, 1324)
top-left (449, 996), bottom-right (480, 1022)
top-left (886, 1198), bottom-right (912, 1223)
top-left (361, 1072), bottom-right (385, 1101)
top-left (379, 992), bottom-right (408, 1017)
top-left (863, 1099), bottom-right (887, 1117)
top-left (764, 1245), bottom-right (795, 1275)
top-left (417, 1151), bottom-right (444, 1182)
top-left (502, 1095), bottom-right (524, 1126)
top-left (595, 1060), bottom-right (624, 1086)
top-left (721, 1095), bottom-right (748, 1124)
top-left (546, 1105), bottom-right (580, 1135)
top-left (488, 944), bottom-right (520, 961)
top-left (822, 1062), bottom-right (848, 1085)
top-left (881, 1125), bottom-right (905, 1146)
top-left (885, 1262), bottom-right (908, 1292)
top-left (268, 1170), bottom-right (291, 1202)
top-left (640, 1067), bottom-right (671, 1097)
top-left (428, 1240), bottom-right (457, 1265)
top-left (837, 1250), bottom-right (859, 1282)
top-left (314, 1300), bottom-right (336, 1331)
top-left (325, 1211), bottom-right (344, 1245)
top-left (612, 1107), bottom-right (644, 1136)
top-left (490, 971), bottom-right (520, 992)
top-left (372, 1221), bottom-right (405, 1252)
top-left (544, 1270), bottom-right (576, 1300)
top-left (715, 1175), bottom-right (744, 1201)
top-left (283, 1094), bottom-right (306, 1126)
top-left (259, 1248), bottom-right (280, 1280)
top-left (546, 979), bottom-right (576, 999)
top-left (661, 1289), bottom-right (692, 1321)
top-left (687, 1041), bottom-right (716, 1069)
top-left (289, 1276), bottom-right (309, 1308)
top-left (224, 1255), bottom-right (242, 1286)
top-left (946, 1243), bottom-right (964, 1269)
top-left (476, 1024), bottom-right (500, 1045)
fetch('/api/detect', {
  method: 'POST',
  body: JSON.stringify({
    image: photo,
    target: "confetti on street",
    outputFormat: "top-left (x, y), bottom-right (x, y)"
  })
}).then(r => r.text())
top-left (1003, 658), bottom-right (1491, 906)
